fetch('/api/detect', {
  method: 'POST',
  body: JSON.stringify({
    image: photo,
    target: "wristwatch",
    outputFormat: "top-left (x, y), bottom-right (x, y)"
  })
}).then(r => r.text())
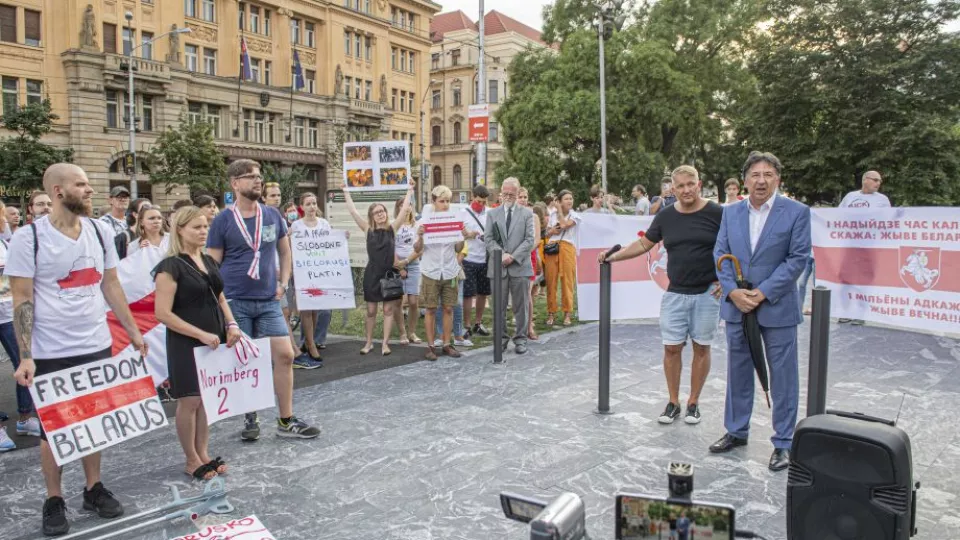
top-left (279, 283), bottom-right (289, 292)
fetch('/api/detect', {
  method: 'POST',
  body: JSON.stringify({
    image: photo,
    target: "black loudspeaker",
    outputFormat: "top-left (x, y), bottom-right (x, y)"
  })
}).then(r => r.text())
top-left (787, 411), bottom-right (918, 540)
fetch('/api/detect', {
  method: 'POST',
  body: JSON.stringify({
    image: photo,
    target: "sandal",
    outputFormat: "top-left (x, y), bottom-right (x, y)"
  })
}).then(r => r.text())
top-left (409, 334), bottom-right (422, 344)
top-left (207, 457), bottom-right (228, 475)
top-left (382, 346), bottom-right (392, 356)
top-left (399, 336), bottom-right (410, 345)
top-left (360, 344), bottom-right (374, 355)
top-left (545, 316), bottom-right (555, 327)
top-left (563, 316), bottom-right (573, 327)
top-left (188, 463), bottom-right (218, 481)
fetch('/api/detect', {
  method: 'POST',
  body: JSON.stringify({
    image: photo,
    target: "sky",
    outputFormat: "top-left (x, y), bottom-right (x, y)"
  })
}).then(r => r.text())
top-left (435, 0), bottom-right (552, 32)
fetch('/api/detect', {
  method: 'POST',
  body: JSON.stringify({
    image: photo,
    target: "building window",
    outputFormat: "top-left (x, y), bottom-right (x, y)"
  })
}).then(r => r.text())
top-left (290, 18), bottom-right (300, 45)
top-left (400, 51), bottom-right (407, 72)
top-left (26, 79), bottom-right (42, 105)
top-left (431, 53), bottom-right (439, 70)
top-left (203, 48), bottom-right (216, 75)
top-left (250, 58), bottom-right (261, 82)
top-left (294, 117), bottom-right (305, 147)
top-left (355, 34), bottom-right (361, 58)
top-left (344, 31), bottom-right (351, 56)
top-left (432, 90), bottom-right (440, 109)
top-left (432, 165), bottom-right (441, 186)
top-left (264, 61), bottom-right (272, 85)
top-left (306, 69), bottom-right (315, 93)
top-left (409, 52), bottom-right (415, 73)
top-left (206, 105), bottom-right (221, 138)
top-left (105, 90), bottom-right (118, 128)
top-left (141, 96), bottom-right (153, 131)
top-left (187, 102), bottom-right (203, 124)
top-left (453, 121), bottom-right (461, 144)
top-left (453, 165), bottom-right (462, 188)
top-left (345, 77), bottom-right (352, 99)
top-left (184, 44), bottom-right (198, 72)
top-left (451, 49), bottom-right (460, 66)
top-left (250, 6), bottom-right (260, 33)
top-left (365, 0), bottom-right (371, 13)
top-left (103, 23), bottom-right (117, 53)
top-left (391, 88), bottom-right (396, 109)
top-left (364, 80), bottom-right (372, 101)
top-left (24, 9), bottom-right (41, 47)
top-left (263, 9), bottom-right (270, 36)
top-left (238, 2), bottom-right (245, 29)
top-left (453, 88), bottom-right (461, 106)
top-left (0, 4), bottom-right (15, 43)
top-left (489, 80), bottom-right (499, 104)
top-left (391, 48), bottom-right (396, 69)
top-left (408, 92), bottom-right (413, 113)
top-left (355, 80), bottom-right (361, 100)
top-left (399, 90), bottom-right (406, 112)
top-left (201, 0), bottom-right (215, 22)
top-left (365, 36), bottom-right (372, 61)
top-left (489, 121), bottom-right (498, 142)
top-left (431, 125), bottom-right (440, 146)
top-left (122, 27), bottom-right (135, 56)
top-left (141, 32), bottom-right (154, 59)
top-left (308, 119), bottom-right (318, 148)
top-left (184, 0), bottom-right (197, 18)
top-left (306, 22), bottom-right (315, 47)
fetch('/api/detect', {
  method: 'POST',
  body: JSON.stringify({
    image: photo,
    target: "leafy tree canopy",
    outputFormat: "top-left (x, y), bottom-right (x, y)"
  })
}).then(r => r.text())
top-left (0, 100), bottom-right (72, 195)
top-left (150, 118), bottom-right (227, 198)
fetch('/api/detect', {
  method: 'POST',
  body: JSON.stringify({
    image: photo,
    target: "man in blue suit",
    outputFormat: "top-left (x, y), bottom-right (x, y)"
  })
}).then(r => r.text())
top-left (709, 151), bottom-right (811, 472)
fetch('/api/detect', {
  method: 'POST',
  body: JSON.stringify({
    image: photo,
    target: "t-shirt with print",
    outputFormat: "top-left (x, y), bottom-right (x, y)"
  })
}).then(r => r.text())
top-left (0, 239), bottom-right (13, 324)
top-left (461, 206), bottom-right (488, 264)
top-left (644, 201), bottom-right (724, 295)
top-left (4, 218), bottom-right (119, 359)
top-left (100, 214), bottom-right (128, 237)
top-left (395, 224), bottom-right (417, 260)
top-left (839, 190), bottom-right (891, 209)
top-left (207, 203), bottom-right (287, 301)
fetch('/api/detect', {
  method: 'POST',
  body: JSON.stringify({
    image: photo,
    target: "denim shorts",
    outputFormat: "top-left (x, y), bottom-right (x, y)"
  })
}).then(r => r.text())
top-left (659, 289), bottom-right (721, 346)
top-left (403, 263), bottom-right (422, 296)
top-left (228, 298), bottom-right (289, 338)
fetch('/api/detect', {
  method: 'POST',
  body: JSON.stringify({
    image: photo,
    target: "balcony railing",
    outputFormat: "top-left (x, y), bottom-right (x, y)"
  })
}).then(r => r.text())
top-left (105, 54), bottom-right (170, 79)
top-left (350, 99), bottom-right (384, 114)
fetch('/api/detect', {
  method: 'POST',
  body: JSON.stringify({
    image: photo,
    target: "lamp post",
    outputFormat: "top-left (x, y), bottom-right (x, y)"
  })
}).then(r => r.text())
top-left (596, 1), bottom-right (626, 194)
top-left (124, 11), bottom-right (191, 199)
top-left (419, 79), bottom-right (437, 207)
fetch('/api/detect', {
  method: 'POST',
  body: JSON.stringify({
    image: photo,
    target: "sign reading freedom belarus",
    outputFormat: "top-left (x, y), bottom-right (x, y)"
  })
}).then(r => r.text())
top-left (811, 207), bottom-right (960, 333)
top-left (29, 352), bottom-right (167, 466)
top-left (420, 211), bottom-right (464, 245)
top-left (291, 229), bottom-right (355, 310)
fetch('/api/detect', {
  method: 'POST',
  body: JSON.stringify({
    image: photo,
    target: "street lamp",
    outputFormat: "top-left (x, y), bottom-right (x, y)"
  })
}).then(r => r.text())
top-left (596, 1), bottom-right (626, 193)
top-left (420, 79), bottom-right (438, 206)
top-left (124, 10), bottom-right (191, 199)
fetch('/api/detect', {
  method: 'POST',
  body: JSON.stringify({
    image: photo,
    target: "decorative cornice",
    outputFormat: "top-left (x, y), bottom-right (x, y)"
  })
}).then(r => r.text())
top-left (186, 21), bottom-right (218, 43)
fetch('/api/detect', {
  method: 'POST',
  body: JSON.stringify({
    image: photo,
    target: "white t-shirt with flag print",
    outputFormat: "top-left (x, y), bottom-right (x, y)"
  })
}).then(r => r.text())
top-left (5, 217), bottom-right (119, 360)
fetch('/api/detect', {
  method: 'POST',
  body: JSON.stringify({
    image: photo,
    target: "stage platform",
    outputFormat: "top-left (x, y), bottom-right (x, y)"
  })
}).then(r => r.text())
top-left (1, 320), bottom-right (958, 540)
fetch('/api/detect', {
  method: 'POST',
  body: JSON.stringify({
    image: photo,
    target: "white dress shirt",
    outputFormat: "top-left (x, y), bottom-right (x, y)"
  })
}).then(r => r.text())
top-left (748, 193), bottom-right (777, 253)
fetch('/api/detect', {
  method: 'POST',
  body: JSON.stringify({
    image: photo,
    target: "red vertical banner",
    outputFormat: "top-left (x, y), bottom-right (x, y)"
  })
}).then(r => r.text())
top-left (469, 104), bottom-right (489, 142)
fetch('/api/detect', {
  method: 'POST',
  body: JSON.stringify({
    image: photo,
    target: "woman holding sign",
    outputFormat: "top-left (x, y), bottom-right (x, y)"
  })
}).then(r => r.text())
top-left (154, 206), bottom-right (242, 481)
top-left (342, 181), bottom-right (415, 356)
top-left (289, 193), bottom-right (332, 363)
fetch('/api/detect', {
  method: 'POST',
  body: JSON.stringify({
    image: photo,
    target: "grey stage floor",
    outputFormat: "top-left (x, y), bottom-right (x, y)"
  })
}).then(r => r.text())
top-left (1, 321), bottom-right (959, 540)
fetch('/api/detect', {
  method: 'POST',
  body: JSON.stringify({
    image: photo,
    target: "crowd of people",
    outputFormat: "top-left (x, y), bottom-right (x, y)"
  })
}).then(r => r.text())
top-left (0, 153), bottom-right (892, 536)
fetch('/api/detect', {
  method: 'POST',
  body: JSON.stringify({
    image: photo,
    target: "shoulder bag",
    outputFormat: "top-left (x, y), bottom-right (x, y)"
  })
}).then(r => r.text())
top-left (379, 269), bottom-right (404, 301)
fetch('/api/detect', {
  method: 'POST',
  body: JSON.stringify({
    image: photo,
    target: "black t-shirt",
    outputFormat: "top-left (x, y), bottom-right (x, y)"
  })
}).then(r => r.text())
top-left (644, 201), bottom-right (724, 294)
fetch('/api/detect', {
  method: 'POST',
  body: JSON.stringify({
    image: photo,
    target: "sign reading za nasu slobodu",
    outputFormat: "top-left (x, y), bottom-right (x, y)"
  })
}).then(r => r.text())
top-left (291, 228), bottom-right (355, 310)
top-left (28, 353), bottom-right (167, 466)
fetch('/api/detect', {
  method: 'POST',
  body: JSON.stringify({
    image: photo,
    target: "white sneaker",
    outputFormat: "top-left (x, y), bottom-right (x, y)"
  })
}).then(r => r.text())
top-left (16, 417), bottom-right (41, 437)
top-left (454, 338), bottom-right (474, 347)
top-left (433, 339), bottom-right (443, 347)
top-left (0, 427), bottom-right (15, 452)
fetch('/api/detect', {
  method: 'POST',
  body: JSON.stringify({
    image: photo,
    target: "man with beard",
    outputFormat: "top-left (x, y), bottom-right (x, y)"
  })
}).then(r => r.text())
top-left (207, 160), bottom-right (320, 441)
top-left (28, 191), bottom-right (53, 222)
top-left (7, 164), bottom-right (147, 536)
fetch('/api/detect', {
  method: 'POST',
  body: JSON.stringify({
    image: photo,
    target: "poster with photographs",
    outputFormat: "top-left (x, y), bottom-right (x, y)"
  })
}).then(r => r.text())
top-left (343, 141), bottom-right (411, 192)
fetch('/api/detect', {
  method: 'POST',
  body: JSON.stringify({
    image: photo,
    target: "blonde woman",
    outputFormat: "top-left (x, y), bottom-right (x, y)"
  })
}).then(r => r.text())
top-left (154, 207), bottom-right (242, 480)
top-left (543, 189), bottom-right (581, 326)
top-left (392, 196), bottom-right (423, 344)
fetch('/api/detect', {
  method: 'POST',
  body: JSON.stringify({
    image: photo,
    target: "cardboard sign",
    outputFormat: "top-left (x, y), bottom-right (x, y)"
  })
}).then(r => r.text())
top-left (469, 104), bottom-right (489, 142)
top-left (343, 141), bottom-right (411, 192)
top-left (168, 515), bottom-right (275, 540)
top-left (420, 211), bottom-right (464, 245)
top-left (291, 229), bottom-right (356, 310)
top-left (194, 338), bottom-right (275, 426)
top-left (29, 352), bottom-right (167, 466)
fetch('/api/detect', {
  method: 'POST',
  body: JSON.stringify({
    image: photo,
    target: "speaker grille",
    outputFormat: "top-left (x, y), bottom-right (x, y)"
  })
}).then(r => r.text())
top-left (788, 462), bottom-right (814, 487)
top-left (872, 485), bottom-right (909, 514)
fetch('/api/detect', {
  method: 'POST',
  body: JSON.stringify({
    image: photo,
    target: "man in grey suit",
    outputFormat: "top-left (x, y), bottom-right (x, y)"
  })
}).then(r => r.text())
top-left (484, 177), bottom-right (536, 355)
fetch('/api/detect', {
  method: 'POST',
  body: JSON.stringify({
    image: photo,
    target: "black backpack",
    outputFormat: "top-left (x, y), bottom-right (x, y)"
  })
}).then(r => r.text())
top-left (31, 217), bottom-right (106, 265)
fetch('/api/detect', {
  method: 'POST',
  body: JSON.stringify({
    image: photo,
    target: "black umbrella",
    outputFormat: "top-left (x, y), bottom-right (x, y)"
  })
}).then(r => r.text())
top-left (717, 254), bottom-right (771, 409)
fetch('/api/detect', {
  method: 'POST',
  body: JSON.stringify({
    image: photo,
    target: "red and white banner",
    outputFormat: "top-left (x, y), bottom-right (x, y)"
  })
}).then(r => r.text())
top-left (168, 515), bottom-right (276, 540)
top-left (419, 211), bottom-right (464, 245)
top-left (28, 351), bottom-right (167, 466)
top-left (812, 208), bottom-right (960, 332)
top-left (468, 104), bottom-right (489, 142)
top-left (106, 245), bottom-right (169, 385)
top-left (576, 214), bottom-right (664, 321)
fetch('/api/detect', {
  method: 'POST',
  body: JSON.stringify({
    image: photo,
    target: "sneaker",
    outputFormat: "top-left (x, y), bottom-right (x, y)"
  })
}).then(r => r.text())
top-left (472, 323), bottom-right (491, 337)
top-left (293, 354), bottom-right (322, 370)
top-left (0, 427), bottom-right (15, 452)
top-left (658, 402), bottom-right (682, 424)
top-left (82, 482), bottom-right (123, 518)
top-left (684, 404), bottom-right (701, 425)
top-left (42, 496), bottom-right (69, 536)
top-left (17, 417), bottom-right (42, 437)
top-left (454, 337), bottom-right (474, 347)
top-left (277, 416), bottom-right (321, 439)
top-left (433, 338), bottom-right (443, 347)
top-left (241, 413), bottom-right (260, 442)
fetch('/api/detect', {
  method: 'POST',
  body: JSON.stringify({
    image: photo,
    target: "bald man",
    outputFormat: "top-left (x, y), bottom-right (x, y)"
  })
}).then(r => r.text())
top-left (7, 163), bottom-right (147, 536)
top-left (839, 170), bottom-right (891, 208)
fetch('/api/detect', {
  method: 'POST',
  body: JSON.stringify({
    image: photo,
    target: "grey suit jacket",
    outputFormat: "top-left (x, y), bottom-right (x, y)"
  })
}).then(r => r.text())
top-left (484, 204), bottom-right (535, 278)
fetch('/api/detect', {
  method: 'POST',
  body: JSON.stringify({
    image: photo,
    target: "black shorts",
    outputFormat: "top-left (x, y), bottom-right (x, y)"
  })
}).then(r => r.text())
top-left (34, 347), bottom-right (113, 441)
top-left (462, 260), bottom-right (490, 298)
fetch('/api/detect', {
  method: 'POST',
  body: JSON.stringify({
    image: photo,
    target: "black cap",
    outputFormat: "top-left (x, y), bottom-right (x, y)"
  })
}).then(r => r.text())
top-left (109, 186), bottom-right (131, 198)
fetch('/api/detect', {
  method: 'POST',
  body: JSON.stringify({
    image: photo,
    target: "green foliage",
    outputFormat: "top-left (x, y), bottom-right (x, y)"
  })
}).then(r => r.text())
top-left (0, 100), bottom-right (72, 194)
top-left (150, 118), bottom-right (227, 198)
top-left (262, 163), bottom-right (306, 204)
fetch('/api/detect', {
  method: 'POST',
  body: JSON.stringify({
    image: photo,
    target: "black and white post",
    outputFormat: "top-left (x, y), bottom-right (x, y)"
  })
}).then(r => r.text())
top-left (492, 248), bottom-right (504, 365)
top-left (806, 286), bottom-right (832, 417)
top-left (597, 259), bottom-right (613, 414)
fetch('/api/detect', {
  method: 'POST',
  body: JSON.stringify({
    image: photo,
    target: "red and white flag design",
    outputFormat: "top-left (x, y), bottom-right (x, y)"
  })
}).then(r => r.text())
top-left (812, 208), bottom-right (960, 333)
top-left (576, 214), bottom-right (665, 321)
top-left (105, 245), bottom-right (169, 385)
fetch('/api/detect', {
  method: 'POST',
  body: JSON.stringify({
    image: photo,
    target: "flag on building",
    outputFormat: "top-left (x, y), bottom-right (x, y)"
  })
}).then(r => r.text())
top-left (292, 50), bottom-right (306, 90)
top-left (240, 37), bottom-right (253, 81)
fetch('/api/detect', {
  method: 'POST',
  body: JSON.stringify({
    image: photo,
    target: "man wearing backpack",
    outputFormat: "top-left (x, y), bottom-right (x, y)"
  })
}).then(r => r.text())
top-left (461, 184), bottom-right (491, 341)
top-left (7, 164), bottom-right (147, 537)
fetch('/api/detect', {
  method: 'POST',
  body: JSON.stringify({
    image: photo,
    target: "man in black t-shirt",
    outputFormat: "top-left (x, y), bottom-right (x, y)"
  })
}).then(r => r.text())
top-left (599, 165), bottom-right (723, 425)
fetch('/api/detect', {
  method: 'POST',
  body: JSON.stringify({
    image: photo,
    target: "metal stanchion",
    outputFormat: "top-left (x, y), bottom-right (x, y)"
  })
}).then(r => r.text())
top-left (492, 248), bottom-right (505, 365)
top-left (596, 260), bottom-right (613, 414)
top-left (806, 286), bottom-right (832, 417)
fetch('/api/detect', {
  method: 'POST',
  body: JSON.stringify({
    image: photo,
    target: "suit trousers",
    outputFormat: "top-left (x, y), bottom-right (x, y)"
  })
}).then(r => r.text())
top-left (723, 323), bottom-right (799, 449)
top-left (497, 273), bottom-right (531, 345)
top-left (544, 241), bottom-right (576, 314)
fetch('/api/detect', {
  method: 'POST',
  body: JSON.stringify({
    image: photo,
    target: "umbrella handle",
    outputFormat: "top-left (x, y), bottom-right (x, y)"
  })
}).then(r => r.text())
top-left (717, 254), bottom-right (744, 282)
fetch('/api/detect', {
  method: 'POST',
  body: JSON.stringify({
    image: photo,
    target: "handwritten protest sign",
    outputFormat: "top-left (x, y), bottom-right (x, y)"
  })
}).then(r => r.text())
top-left (343, 141), bottom-right (411, 192)
top-left (168, 515), bottom-right (276, 540)
top-left (420, 211), bottom-right (464, 245)
top-left (291, 228), bottom-right (355, 310)
top-left (194, 338), bottom-right (274, 426)
top-left (29, 352), bottom-right (167, 466)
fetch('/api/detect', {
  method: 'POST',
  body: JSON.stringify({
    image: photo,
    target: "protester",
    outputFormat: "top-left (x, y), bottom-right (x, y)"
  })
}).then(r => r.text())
top-left (263, 182), bottom-right (283, 208)
top-left (461, 185), bottom-right (491, 338)
top-left (417, 185), bottom-right (465, 360)
top-left (8, 163), bottom-right (147, 536)
top-left (484, 178), bottom-right (536, 355)
top-left (99, 186), bottom-right (130, 236)
top-left (193, 195), bottom-right (219, 222)
top-left (129, 206), bottom-right (169, 255)
top-left (207, 159), bottom-right (320, 441)
top-left (434, 242), bottom-right (471, 349)
top-left (342, 181), bottom-right (415, 355)
top-left (154, 206), bottom-right (242, 481)
top-left (282, 201), bottom-right (299, 226)
top-left (172, 199), bottom-right (194, 212)
top-left (27, 191), bottom-right (53, 223)
top-left (600, 165), bottom-right (723, 424)
top-left (290, 192), bottom-right (331, 366)
top-left (723, 178), bottom-right (744, 206)
top-left (839, 170), bottom-right (890, 208)
top-left (275, 200), bottom-right (309, 359)
top-left (710, 151), bottom-right (810, 472)
top-left (632, 184), bottom-right (650, 215)
top-left (584, 184), bottom-right (614, 214)
top-left (650, 180), bottom-right (677, 214)
top-left (393, 196), bottom-right (423, 345)
top-left (114, 197), bottom-right (150, 260)
top-left (519, 189), bottom-right (541, 340)
top-left (543, 190), bottom-right (581, 327)
top-left (3, 203), bottom-right (20, 241)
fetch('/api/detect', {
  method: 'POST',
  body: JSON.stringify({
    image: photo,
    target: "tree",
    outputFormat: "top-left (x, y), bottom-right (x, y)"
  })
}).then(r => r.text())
top-left (262, 163), bottom-right (306, 204)
top-left (742, 0), bottom-right (960, 205)
top-left (0, 99), bottom-right (72, 194)
top-left (150, 118), bottom-right (227, 198)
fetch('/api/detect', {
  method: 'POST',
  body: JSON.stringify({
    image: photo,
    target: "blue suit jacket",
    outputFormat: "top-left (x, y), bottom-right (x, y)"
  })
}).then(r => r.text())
top-left (714, 196), bottom-right (811, 327)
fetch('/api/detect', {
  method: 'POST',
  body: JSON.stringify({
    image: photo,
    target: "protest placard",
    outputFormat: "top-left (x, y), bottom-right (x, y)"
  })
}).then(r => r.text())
top-left (29, 352), bottom-right (167, 466)
top-left (168, 515), bottom-right (276, 540)
top-left (291, 228), bottom-right (355, 310)
top-left (194, 338), bottom-right (275, 426)
top-left (343, 141), bottom-right (411, 192)
top-left (420, 211), bottom-right (464, 245)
